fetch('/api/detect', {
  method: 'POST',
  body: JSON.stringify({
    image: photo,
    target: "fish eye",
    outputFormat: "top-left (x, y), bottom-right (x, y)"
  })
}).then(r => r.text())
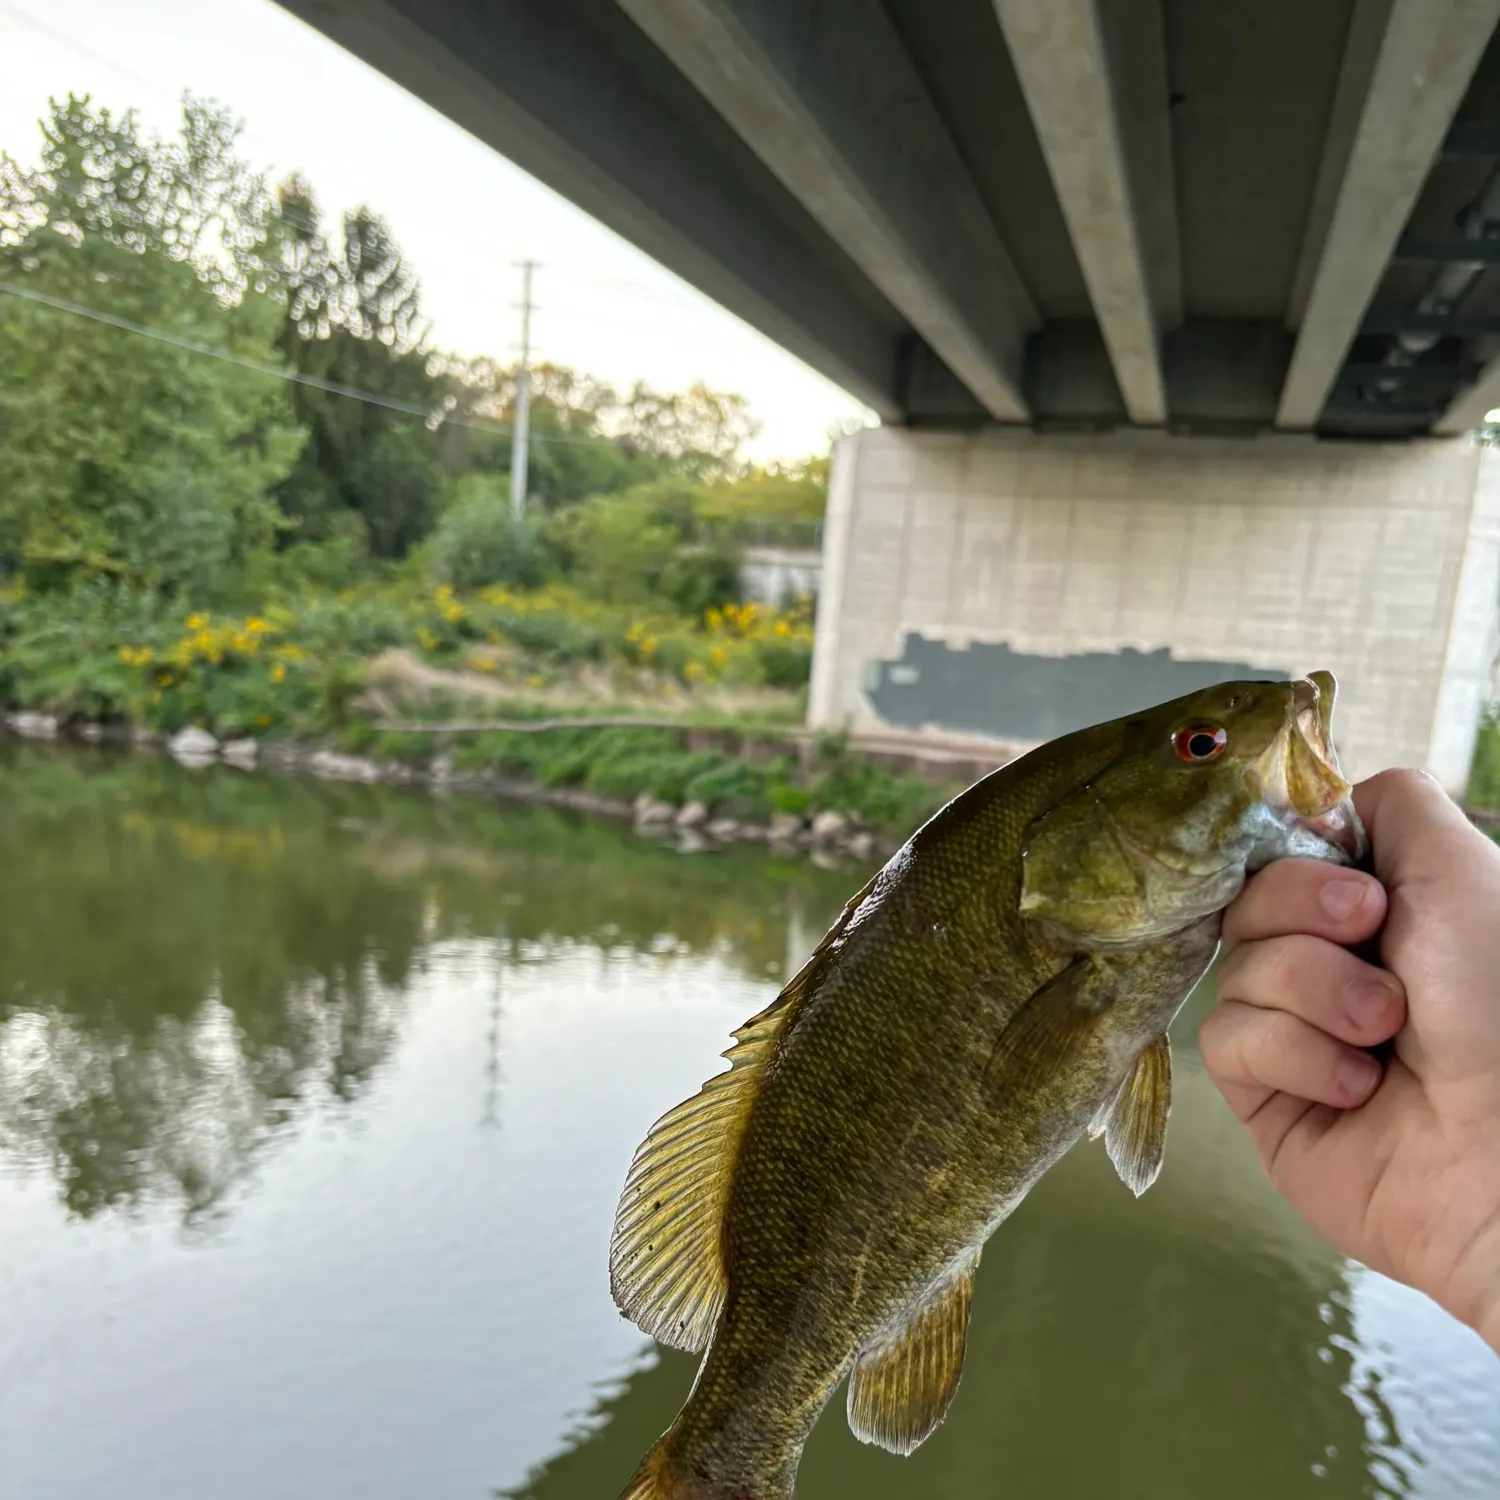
top-left (1172, 722), bottom-right (1228, 763)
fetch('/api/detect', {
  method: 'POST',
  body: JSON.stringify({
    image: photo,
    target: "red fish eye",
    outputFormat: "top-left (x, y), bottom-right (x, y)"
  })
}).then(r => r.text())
top-left (1172, 723), bottom-right (1228, 763)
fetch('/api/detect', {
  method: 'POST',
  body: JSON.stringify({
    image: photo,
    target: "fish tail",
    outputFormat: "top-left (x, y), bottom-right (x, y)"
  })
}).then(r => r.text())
top-left (618, 1426), bottom-right (790, 1500)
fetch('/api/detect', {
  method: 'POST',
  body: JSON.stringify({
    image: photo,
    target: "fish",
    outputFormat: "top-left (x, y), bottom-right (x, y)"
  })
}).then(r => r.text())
top-left (610, 671), bottom-right (1366, 1499)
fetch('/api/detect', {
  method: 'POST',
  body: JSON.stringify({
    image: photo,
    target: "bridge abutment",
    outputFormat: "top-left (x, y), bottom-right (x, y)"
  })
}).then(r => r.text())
top-left (809, 427), bottom-right (1500, 793)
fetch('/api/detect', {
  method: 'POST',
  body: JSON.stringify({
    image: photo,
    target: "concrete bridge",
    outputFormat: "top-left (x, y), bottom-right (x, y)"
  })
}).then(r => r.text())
top-left (281, 0), bottom-right (1500, 788)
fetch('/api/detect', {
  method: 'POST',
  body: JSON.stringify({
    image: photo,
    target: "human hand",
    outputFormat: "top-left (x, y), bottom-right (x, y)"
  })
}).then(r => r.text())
top-left (1198, 768), bottom-right (1500, 1353)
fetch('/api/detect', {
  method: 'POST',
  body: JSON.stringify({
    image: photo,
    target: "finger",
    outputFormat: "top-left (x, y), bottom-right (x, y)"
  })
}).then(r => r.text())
top-left (1216, 933), bottom-right (1406, 1048)
top-left (1197, 999), bottom-right (1383, 1122)
top-left (1222, 860), bottom-right (1386, 948)
top-left (1354, 768), bottom-right (1500, 889)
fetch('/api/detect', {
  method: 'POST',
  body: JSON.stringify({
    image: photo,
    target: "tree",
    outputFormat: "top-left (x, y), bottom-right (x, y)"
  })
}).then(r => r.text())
top-left (424, 473), bottom-right (551, 591)
top-left (615, 380), bottom-right (759, 478)
top-left (439, 357), bottom-right (666, 511)
top-left (270, 179), bottom-right (448, 557)
top-left (546, 480), bottom-right (741, 614)
top-left (0, 95), bottom-right (303, 593)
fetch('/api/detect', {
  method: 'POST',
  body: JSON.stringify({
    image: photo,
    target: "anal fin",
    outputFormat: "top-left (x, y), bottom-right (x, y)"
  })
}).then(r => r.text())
top-left (846, 1252), bottom-right (980, 1456)
top-left (1103, 1034), bottom-right (1172, 1196)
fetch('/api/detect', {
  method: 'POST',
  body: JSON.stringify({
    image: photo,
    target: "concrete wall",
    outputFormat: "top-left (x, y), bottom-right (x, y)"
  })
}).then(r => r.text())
top-left (809, 427), bottom-right (1500, 791)
top-left (739, 545), bottom-right (821, 606)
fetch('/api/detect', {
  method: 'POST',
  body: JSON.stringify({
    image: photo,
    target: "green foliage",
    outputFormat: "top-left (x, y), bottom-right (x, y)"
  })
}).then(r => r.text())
top-left (1469, 705), bottom-right (1500, 809)
top-left (424, 475), bottom-right (551, 590)
top-left (271, 180), bottom-right (449, 557)
top-left (546, 481), bottom-right (742, 615)
top-left (0, 95), bottom-right (304, 595)
top-left (435, 721), bottom-right (950, 835)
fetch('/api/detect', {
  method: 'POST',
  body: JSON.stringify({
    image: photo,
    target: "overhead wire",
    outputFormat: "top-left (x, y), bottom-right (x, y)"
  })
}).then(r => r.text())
top-left (0, 278), bottom-right (636, 449)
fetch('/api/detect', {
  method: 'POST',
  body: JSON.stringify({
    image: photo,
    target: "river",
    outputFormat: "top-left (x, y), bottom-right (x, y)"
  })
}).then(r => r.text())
top-left (0, 743), bottom-right (1496, 1499)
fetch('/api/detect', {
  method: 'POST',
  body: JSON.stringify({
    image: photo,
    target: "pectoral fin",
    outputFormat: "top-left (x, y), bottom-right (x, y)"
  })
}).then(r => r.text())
top-left (847, 1252), bottom-right (980, 1455)
top-left (1102, 1034), bottom-right (1172, 1196)
top-left (986, 954), bottom-right (1119, 1092)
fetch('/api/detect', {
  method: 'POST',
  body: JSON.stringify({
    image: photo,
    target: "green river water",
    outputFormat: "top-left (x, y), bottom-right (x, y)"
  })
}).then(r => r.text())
top-left (0, 743), bottom-right (1496, 1499)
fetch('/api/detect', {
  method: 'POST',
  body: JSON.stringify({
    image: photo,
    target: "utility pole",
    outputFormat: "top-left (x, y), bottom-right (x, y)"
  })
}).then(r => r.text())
top-left (509, 259), bottom-right (535, 519)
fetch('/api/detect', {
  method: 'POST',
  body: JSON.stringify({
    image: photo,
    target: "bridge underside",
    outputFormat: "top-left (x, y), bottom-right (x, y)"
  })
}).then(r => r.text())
top-left (283, 0), bottom-right (1500, 440)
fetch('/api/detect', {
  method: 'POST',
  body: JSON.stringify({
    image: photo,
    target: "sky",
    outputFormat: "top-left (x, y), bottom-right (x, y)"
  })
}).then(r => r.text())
top-left (0, 0), bottom-right (874, 461)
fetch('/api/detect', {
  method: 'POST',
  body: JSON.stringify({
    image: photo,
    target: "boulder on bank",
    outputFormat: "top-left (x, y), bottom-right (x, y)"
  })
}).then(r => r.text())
top-left (306, 749), bottom-right (382, 784)
top-left (633, 794), bottom-right (676, 827)
top-left (769, 812), bottom-right (803, 842)
top-left (221, 738), bottom-right (259, 770)
top-left (7, 711), bottom-right (58, 740)
top-left (809, 810), bottom-right (848, 843)
top-left (168, 726), bottom-right (219, 765)
top-left (675, 800), bottom-right (709, 829)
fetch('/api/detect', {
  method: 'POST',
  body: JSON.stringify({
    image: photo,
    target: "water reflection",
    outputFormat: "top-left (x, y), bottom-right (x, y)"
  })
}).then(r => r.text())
top-left (0, 743), bottom-right (1494, 1500)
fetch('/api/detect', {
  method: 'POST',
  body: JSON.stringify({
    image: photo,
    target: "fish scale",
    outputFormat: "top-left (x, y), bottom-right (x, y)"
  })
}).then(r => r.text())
top-left (613, 672), bottom-right (1366, 1500)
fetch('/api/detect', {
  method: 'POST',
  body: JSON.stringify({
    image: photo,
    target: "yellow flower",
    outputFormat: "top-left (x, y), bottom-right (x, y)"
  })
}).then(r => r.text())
top-left (704, 607), bottom-right (722, 630)
top-left (275, 644), bottom-right (305, 663)
top-left (244, 617), bottom-right (270, 634)
top-left (775, 619), bottom-right (792, 638)
top-left (256, 713), bottom-right (272, 728)
top-left (640, 635), bottom-right (658, 658)
top-left (269, 662), bottom-right (287, 684)
top-left (684, 660), bottom-right (704, 682)
top-left (708, 644), bottom-right (727, 667)
top-left (417, 626), bottom-right (438, 653)
top-left (527, 672), bottom-right (545, 688)
top-left (185, 612), bottom-right (209, 631)
top-left (155, 671), bottom-right (172, 687)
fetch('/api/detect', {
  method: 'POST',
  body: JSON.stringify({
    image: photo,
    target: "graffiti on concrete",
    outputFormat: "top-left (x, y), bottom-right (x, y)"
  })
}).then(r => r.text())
top-left (865, 635), bottom-right (1290, 743)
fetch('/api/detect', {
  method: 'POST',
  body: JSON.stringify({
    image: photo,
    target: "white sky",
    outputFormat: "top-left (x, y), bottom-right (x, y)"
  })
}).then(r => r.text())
top-left (0, 0), bottom-right (873, 461)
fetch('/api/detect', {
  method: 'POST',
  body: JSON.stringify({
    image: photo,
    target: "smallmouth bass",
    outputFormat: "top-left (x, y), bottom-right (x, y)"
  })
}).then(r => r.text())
top-left (612, 673), bottom-right (1366, 1499)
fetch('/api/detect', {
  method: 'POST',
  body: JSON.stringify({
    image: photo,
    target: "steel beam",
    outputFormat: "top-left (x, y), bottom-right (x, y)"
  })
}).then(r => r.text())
top-left (1276, 0), bottom-right (1500, 429)
top-left (614, 0), bottom-right (1037, 421)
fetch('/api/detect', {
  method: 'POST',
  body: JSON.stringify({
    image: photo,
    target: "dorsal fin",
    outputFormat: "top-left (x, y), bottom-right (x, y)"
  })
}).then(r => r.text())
top-left (609, 868), bottom-right (883, 1352)
top-left (846, 1250), bottom-right (981, 1455)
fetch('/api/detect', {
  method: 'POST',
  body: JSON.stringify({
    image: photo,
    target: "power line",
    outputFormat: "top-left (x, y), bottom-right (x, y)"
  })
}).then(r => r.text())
top-left (0, 277), bottom-right (629, 449)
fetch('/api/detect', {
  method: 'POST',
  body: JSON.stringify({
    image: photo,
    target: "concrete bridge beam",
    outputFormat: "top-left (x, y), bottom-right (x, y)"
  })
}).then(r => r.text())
top-left (1277, 0), bottom-right (1500, 429)
top-left (993, 0), bottom-right (1176, 426)
top-left (615, 0), bottom-right (1039, 421)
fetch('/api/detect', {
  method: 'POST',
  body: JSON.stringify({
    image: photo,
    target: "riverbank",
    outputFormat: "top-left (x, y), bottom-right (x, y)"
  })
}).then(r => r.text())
top-left (0, 707), bottom-right (976, 864)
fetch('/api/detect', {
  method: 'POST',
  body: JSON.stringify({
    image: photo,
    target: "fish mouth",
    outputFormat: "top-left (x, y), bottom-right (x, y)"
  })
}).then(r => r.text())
top-left (1252, 672), bottom-right (1368, 866)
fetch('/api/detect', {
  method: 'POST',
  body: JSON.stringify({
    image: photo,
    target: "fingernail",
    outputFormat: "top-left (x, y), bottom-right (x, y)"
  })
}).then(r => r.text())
top-left (1336, 1052), bottom-right (1381, 1100)
top-left (1343, 976), bottom-right (1397, 1030)
top-left (1320, 878), bottom-right (1370, 922)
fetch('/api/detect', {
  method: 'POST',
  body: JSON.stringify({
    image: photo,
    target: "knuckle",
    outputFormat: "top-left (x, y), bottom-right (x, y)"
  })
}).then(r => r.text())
top-left (1249, 1010), bottom-right (1295, 1077)
top-left (1255, 935), bottom-right (1311, 1000)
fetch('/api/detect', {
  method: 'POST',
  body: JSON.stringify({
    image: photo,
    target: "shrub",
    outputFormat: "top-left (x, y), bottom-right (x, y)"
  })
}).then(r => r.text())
top-left (426, 476), bottom-right (552, 591)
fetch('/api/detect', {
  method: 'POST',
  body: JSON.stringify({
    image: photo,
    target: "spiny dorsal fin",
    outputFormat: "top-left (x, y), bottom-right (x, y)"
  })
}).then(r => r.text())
top-left (609, 869), bottom-right (883, 1352)
top-left (846, 1251), bottom-right (981, 1455)
top-left (1103, 1034), bottom-right (1172, 1196)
